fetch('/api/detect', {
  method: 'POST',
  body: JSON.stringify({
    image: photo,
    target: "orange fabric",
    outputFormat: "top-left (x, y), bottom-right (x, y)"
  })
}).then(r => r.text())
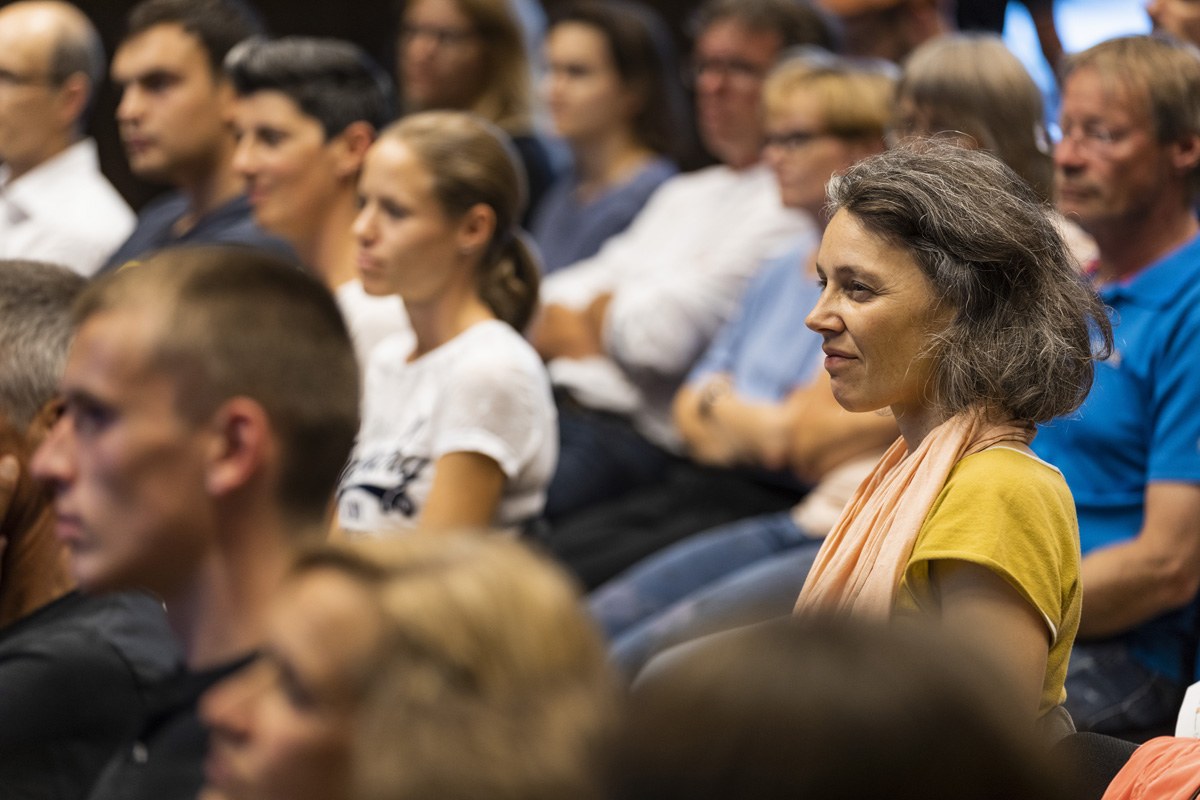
top-left (1102, 736), bottom-right (1200, 800)
top-left (794, 412), bottom-right (1032, 618)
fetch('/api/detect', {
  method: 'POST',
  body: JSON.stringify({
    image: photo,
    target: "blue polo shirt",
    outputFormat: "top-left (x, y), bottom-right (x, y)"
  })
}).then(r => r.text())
top-left (1033, 232), bottom-right (1200, 680)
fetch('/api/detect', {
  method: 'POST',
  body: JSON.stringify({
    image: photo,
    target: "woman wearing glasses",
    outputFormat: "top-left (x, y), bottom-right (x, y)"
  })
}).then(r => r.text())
top-left (396, 0), bottom-right (555, 223)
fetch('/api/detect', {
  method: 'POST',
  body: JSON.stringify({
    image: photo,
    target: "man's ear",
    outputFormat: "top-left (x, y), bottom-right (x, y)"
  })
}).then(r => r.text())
top-left (204, 397), bottom-right (274, 498)
top-left (331, 120), bottom-right (376, 181)
top-left (1171, 133), bottom-right (1200, 175)
top-left (55, 72), bottom-right (91, 133)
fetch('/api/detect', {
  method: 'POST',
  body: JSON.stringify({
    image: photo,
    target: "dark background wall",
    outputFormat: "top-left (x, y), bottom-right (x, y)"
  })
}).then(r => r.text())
top-left (13, 0), bottom-right (701, 209)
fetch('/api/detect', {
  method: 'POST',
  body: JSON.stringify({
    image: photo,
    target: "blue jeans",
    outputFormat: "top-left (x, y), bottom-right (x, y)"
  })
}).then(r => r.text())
top-left (544, 405), bottom-right (672, 520)
top-left (589, 511), bottom-right (821, 675)
top-left (1065, 638), bottom-right (1183, 733)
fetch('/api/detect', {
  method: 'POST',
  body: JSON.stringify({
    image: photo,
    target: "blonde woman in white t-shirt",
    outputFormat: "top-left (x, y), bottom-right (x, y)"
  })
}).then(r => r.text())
top-left (336, 111), bottom-right (556, 536)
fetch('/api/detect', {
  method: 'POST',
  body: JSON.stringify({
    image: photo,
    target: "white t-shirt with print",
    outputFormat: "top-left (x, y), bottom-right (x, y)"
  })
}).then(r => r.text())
top-left (337, 319), bottom-right (557, 534)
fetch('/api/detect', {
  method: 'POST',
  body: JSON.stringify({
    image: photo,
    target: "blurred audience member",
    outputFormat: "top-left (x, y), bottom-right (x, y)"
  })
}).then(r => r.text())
top-left (955, 0), bottom-right (1063, 73)
top-left (395, 0), bottom-right (555, 222)
top-left (1147, 0), bottom-right (1200, 45)
top-left (201, 533), bottom-right (619, 800)
top-left (101, 0), bottom-right (290, 272)
top-left (620, 618), bottom-right (1065, 800)
top-left (0, 260), bottom-right (180, 800)
top-left (890, 33), bottom-right (1096, 265)
top-left (532, 0), bottom-right (830, 521)
top-left (815, 0), bottom-right (952, 63)
top-left (336, 112), bottom-right (555, 535)
top-left (0, 2), bottom-right (134, 275)
top-left (1040, 35), bottom-right (1200, 734)
top-left (227, 36), bottom-right (411, 367)
top-left (531, 0), bottom-right (684, 273)
top-left (33, 247), bottom-right (359, 800)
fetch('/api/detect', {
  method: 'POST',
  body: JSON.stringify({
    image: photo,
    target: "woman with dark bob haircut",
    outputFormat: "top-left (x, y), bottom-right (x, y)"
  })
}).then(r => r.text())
top-left (796, 140), bottom-right (1112, 733)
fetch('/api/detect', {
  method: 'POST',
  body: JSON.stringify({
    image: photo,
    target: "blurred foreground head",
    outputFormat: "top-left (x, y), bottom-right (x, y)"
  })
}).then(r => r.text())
top-left (620, 616), bottom-right (1065, 800)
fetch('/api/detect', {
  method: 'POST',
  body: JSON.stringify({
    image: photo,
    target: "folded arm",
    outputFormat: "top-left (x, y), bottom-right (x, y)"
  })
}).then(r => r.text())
top-left (1078, 481), bottom-right (1200, 638)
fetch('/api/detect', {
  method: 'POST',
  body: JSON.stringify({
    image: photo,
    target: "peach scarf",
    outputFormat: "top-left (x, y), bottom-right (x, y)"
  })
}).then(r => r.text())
top-left (795, 412), bottom-right (1033, 619)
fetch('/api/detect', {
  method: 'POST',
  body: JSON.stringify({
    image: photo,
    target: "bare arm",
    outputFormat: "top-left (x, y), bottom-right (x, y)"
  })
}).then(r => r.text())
top-left (1078, 482), bottom-right (1200, 638)
top-left (932, 559), bottom-right (1050, 716)
top-left (419, 451), bottom-right (507, 532)
top-left (529, 295), bottom-right (610, 362)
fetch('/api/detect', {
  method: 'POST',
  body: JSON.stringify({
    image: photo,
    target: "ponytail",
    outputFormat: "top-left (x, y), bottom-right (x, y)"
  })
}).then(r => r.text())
top-left (478, 231), bottom-right (540, 332)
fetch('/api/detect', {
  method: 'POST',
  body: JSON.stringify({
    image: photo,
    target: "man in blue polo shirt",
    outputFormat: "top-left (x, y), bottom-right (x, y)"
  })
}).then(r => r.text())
top-left (1036, 34), bottom-right (1200, 733)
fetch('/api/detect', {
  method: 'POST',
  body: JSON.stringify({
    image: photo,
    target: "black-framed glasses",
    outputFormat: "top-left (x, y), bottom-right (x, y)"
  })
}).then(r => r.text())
top-left (398, 23), bottom-right (478, 48)
top-left (685, 56), bottom-right (768, 87)
top-left (763, 129), bottom-right (830, 151)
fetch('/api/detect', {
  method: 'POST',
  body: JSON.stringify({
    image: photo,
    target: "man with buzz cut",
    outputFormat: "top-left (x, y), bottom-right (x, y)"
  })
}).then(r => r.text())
top-left (0, 1), bottom-right (135, 274)
top-left (33, 246), bottom-right (360, 799)
top-left (1035, 35), bottom-right (1200, 733)
top-left (101, 0), bottom-right (290, 272)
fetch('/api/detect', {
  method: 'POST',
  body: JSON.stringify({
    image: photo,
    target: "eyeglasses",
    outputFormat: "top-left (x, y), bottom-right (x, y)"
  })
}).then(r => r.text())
top-left (763, 129), bottom-right (830, 151)
top-left (687, 57), bottom-right (768, 87)
top-left (398, 23), bottom-right (478, 48)
top-left (1056, 120), bottom-right (1132, 156)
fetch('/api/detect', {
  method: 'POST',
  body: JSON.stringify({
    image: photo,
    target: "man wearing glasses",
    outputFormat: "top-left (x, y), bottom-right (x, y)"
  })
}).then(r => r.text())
top-left (1035, 34), bottom-right (1200, 734)
top-left (0, 2), bottom-right (134, 275)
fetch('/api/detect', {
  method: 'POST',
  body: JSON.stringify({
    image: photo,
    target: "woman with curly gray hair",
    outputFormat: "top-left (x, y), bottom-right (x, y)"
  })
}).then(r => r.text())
top-left (796, 140), bottom-right (1112, 731)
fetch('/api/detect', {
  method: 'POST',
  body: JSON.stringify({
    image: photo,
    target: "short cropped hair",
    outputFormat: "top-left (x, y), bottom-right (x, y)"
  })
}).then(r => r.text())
top-left (125, 0), bottom-right (264, 74)
top-left (764, 49), bottom-right (897, 141)
top-left (548, 1), bottom-right (686, 161)
top-left (1063, 34), bottom-right (1200, 195)
top-left (826, 141), bottom-right (1113, 424)
top-left (74, 247), bottom-right (359, 524)
top-left (690, 0), bottom-right (837, 53)
top-left (293, 534), bottom-right (619, 800)
top-left (47, 4), bottom-right (105, 89)
top-left (898, 34), bottom-right (1054, 201)
top-left (0, 261), bottom-right (85, 430)
top-left (1064, 34), bottom-right (1200, 145)
top-left (226, 36), bottom-right (396, 138)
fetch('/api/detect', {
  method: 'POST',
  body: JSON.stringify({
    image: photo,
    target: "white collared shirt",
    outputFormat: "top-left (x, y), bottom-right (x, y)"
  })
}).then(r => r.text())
top-left (0, 139), bottom-right (135, 276)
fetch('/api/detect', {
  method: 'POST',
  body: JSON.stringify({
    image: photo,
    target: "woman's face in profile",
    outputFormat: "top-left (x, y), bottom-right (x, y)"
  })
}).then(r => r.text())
top-left (805, 209), bottom-right (951, 422)
top-left (353, 136), bottom-right (466, 299)
top-left (199, 569), bottom-right (382, 800)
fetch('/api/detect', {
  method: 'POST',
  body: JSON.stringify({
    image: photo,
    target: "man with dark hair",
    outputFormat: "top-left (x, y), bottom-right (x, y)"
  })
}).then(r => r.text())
top-left (226, 36), bottom-right (409, 366)
top-left (531, 0), bottom-right (821, 521)
top-left (0, 2), bottom-right (135, 274)
top-left (33, 245), bottom-right (360, 799)
top-left (101, 0), bottom-right (289, 272)
top-left (0, 260), bottom-right (180, 799)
